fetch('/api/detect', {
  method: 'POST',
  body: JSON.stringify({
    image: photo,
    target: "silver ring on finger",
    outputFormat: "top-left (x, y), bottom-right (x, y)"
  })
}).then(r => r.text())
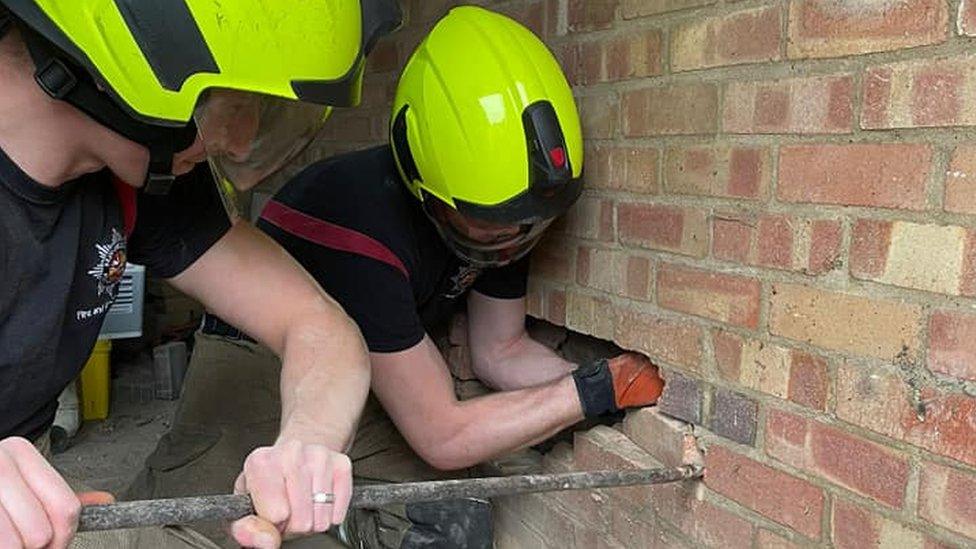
top-left (312, 492), bottom-right (335, 505)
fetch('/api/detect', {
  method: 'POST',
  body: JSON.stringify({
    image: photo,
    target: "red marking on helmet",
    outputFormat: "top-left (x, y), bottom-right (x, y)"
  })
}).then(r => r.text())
top-left (549, 147), bottom-right (566, 168)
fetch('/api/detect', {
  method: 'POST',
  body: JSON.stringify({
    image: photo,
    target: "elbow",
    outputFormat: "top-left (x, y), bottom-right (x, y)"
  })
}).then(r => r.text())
top-left (408, 421), bottom-right (480, 471)
top-left (416, 444), bottom-right (477, 472)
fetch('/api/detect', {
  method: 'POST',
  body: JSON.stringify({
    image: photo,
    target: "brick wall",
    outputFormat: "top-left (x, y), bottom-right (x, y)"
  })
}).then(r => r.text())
top-left (300, 0), bottom-right (976, 547)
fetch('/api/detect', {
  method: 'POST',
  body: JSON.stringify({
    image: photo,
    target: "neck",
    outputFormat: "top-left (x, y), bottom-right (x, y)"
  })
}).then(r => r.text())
top-left (0, 34), bottom-right (148, 187)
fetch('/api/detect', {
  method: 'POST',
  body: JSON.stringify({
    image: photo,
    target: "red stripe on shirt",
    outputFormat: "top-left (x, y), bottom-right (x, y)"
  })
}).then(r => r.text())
top-left (111, 176), bottom-right (137, 237)
top-left (260, 199), bottom-right (409, 280)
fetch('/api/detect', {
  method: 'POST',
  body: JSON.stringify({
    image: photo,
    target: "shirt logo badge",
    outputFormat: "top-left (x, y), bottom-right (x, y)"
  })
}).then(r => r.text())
top-left (87, 229), bottom-right (128, 297)
top-left (444, 265), bottom-right (481, 299)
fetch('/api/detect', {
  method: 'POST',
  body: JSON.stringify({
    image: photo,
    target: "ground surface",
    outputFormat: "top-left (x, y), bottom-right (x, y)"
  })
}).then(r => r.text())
top-left (52, 352), bottom-right (179, 496)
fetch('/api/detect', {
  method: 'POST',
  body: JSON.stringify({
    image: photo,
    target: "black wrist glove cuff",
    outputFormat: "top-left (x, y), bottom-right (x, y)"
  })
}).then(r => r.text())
top-left (572, 358), bottom-right (617, 418)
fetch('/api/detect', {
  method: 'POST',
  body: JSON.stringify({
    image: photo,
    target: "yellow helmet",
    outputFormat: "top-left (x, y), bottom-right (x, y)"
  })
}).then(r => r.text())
top-left (390, 6), bottom-right (583, 267)
top-left (0, 0), bottom-right (401, 191)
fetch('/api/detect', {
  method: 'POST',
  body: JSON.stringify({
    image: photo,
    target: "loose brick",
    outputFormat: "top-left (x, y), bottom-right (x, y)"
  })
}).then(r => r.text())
top-left (618, 202), bottom-right (708, 257)
top-left (918, 462), bottom-right (976, 539)
top-left (623, 408), bottom-right (703, 467)
top-left (567, 0), bottom-right (618, 33)
top-left (621, 0), bottom-right (715, 18)
top-left (929, 310), bottom-right (976, 381)
top-left (832, 499), bottom-right (930, 549)
top-left (614, 308), bottom-right (703, 371)
top-left (709, 389), bottom-right (758, 445)
top-left (562, 196), bottom-right (615, 241)
top-left (664, 146), bottom-right (770, 200)
top-left (770, 284), bottom-right (923, 359)
top-left (724, 75), bottom-right (854, 134)
top-left (863, 55), bottom-right (976, 129)
top-left (530, 237), bottom-right (575, 283)
top-left (765, 409), bottom-right (909, 507)
top-left (851, 220), bottom-right (971, 295)
top-left (836, 361), bottom-right (976, 467)
top-left (658, 370), bottom-right (704, 424)
top-left (672, 5), bottom-right (781, 72)
top-left (946, 145), bottom-right (976, 215)
top-left (658, 264), bottom-right (761, 328)
top-left (574, 426), bottom-right (659, 507)
top-left (577, 247), bottom-right (652, 300)
top-left (777, 144), bottom-right (932, 210)
top-left (712, 332), bottom-right (828, 409)
top-left (788, 0), bottom-right (948, 59)
top-left (578, 93), bottom-right (619, 139)
top-left (565, 291), bottom-right (615, 341)
top-left (706, 445), bottom-right (825, 539)
top-left (623, 84), bottom-right (719, 136)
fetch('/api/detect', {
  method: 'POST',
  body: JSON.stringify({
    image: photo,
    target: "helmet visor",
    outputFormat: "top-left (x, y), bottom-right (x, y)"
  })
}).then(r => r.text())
top-left (194, 89), bottom-right (331, 192)
top-left (425, 196), bottom-right (552, 268)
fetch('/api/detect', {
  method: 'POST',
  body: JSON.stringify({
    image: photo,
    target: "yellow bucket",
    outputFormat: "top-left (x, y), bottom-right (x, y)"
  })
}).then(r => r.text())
top-left (80, 340), bottom-right (112, 421)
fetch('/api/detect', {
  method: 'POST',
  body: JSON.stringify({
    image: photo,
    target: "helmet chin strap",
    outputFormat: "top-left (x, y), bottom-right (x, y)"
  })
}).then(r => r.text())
top-left (18, 23), bottom-right (197, 194)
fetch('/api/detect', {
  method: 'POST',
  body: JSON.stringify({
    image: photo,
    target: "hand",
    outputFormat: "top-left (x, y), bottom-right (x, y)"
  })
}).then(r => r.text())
top-left (0, 437), bottom-right (114, 549)
top-left (572, 353), bottom-right (664, 417)
top-left (229, 440), bottom-right (353, 548)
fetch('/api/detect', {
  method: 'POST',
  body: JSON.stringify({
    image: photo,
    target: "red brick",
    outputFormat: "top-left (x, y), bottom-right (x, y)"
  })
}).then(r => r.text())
top-left (672, 5), bottom-right (781, 71)
top-left (603, 29), bottom-right (663, 82)
top-left (577, 247), bottom-right (652, 301)
top-left (623, 84), bottom-right (719, 136)
top-left (961, 0), bottom-right (976, 36)
top-left (712, 216), bottom-right (753, 264)
top-left (546, 288), bottom-right (566, 326)
top-left (578, 93), bottom-right (619, 138)
top-left (808, 220), bottom-right (843, 275)
top-left (757, 215), bottom-right (793, 269)
top-left (657, 264), bottom-right (761, 328)
top-left (621, 0), bottom-right (715, 18)
top-left (851, 219), bottom-right (971, 295)
top-left (770, 284), bottom-right (923, 359)
top-left (787, 0), bottom-right (948, 58)
top-left (664, 146), bottom-right (770, 199)
top-left (706, 445), bottom-right (825, 539)
top-left (567, 0), bottom-right (618, 32)
top-left (659, 496), bottom-right (755, 548)
top-left (623, 408), bottom-right (703, 467)
top-left (918, 462), bottom-right (976, 539)
top-left (618, 202), bottom-right (708, 257)
top-left (563, 196), bottom-right (614, 241)
top-left (757, 529), bottom-right (802, 549)
top-left (566, 292), bottom-right (614, 341)
top-left (832, 499), bottom-right (931, 549)
top-left (724, 75), bottom-right (854, 134)
top-left (529, 237), bottom-right (575, 283)
top-left (765, 409), bottom-right (909, 507)
top-left (778, 144), bottom-right (932, 210)
top-left (945, 145), bottom-right (976, 215)
top-left (862, 55), bottom-right (976, 129)
top-left (836, 361), bottom-right (976, 467)
top-left (929, 310), bottom-right (976, 381)
top-left (788, 350), bottom-right (829, 410)
top-left (573, 426), bottom-right (659, 507)
top-left (614, 308), bottom-right (703, 372)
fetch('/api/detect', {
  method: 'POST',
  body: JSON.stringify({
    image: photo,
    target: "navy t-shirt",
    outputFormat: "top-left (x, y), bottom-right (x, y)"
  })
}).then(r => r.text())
top-left (0, 151), bottom-right (230, 439)
top-left (257, 145), bottom-right (528, 353)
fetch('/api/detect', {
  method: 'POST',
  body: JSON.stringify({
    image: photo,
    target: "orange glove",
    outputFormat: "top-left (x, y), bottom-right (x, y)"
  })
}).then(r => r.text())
top-left (572, 353), bottom-right (665, 417)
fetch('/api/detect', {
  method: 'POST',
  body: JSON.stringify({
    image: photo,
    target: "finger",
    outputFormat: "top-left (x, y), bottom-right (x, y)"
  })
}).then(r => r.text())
top-left (230, 515), bottom-right (281, 549)
top-left (308, 447), bottom-right (334, 533)
top-left (5, 440), bottom-right (81, 548)
top-left (283, 460), bottom-right (313, 535)
top-left (77, 492), bottom-right (115, 506)
top-left (330, 454), bottom-right (353, 525)
top-left (242, 449), bottom-right (291, 528)
top-left (0, 501), bottom-right (24, 549)
top-left (234, 473), bottom-right (248, 496)
top-left (0, 446), bottom-right (53, 549)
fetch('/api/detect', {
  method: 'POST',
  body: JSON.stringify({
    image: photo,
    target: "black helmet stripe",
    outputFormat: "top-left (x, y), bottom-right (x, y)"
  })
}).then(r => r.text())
top-left (113, 0), bottom-right (219, 92)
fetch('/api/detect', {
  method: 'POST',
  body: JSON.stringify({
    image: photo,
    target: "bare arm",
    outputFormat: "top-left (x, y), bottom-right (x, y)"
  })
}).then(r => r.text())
top-left (467, 291), bottom-right (575, 390)
top-left (371, 336), bottom-right (583, 471)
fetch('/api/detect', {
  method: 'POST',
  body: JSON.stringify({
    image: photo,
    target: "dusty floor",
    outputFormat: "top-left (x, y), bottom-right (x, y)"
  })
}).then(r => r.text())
top-left (52, 352), bottom-right (179, 496)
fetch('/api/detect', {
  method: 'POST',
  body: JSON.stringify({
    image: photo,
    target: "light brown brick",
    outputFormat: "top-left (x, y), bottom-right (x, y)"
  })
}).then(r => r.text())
top-left (672, 5), bottom-right (781, 71)
top-left (566, 291), bottom-right (614, 341)
top-left (946, 145), bottom-right (976, 214)
top-left (614, 308), bottom-right (703, 371)
top-left (622, 84), bottom-right (719, 136)
top-left (664, 146), bottom-right (770, 199)
top-left (863, 55), bottom-right (976, 129)
top-left (918, 462), bottom-right (976, 539)
top-left (577, 246), bottom-right (652, 301)
top-left (769, 284), bottom-right (923, 359)
top-left (621, 0), bottom-right (715, 18)
top-left (723, 75), bottom-right (854, 134)
top-left (658, 264), bottom-right (761, 328)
